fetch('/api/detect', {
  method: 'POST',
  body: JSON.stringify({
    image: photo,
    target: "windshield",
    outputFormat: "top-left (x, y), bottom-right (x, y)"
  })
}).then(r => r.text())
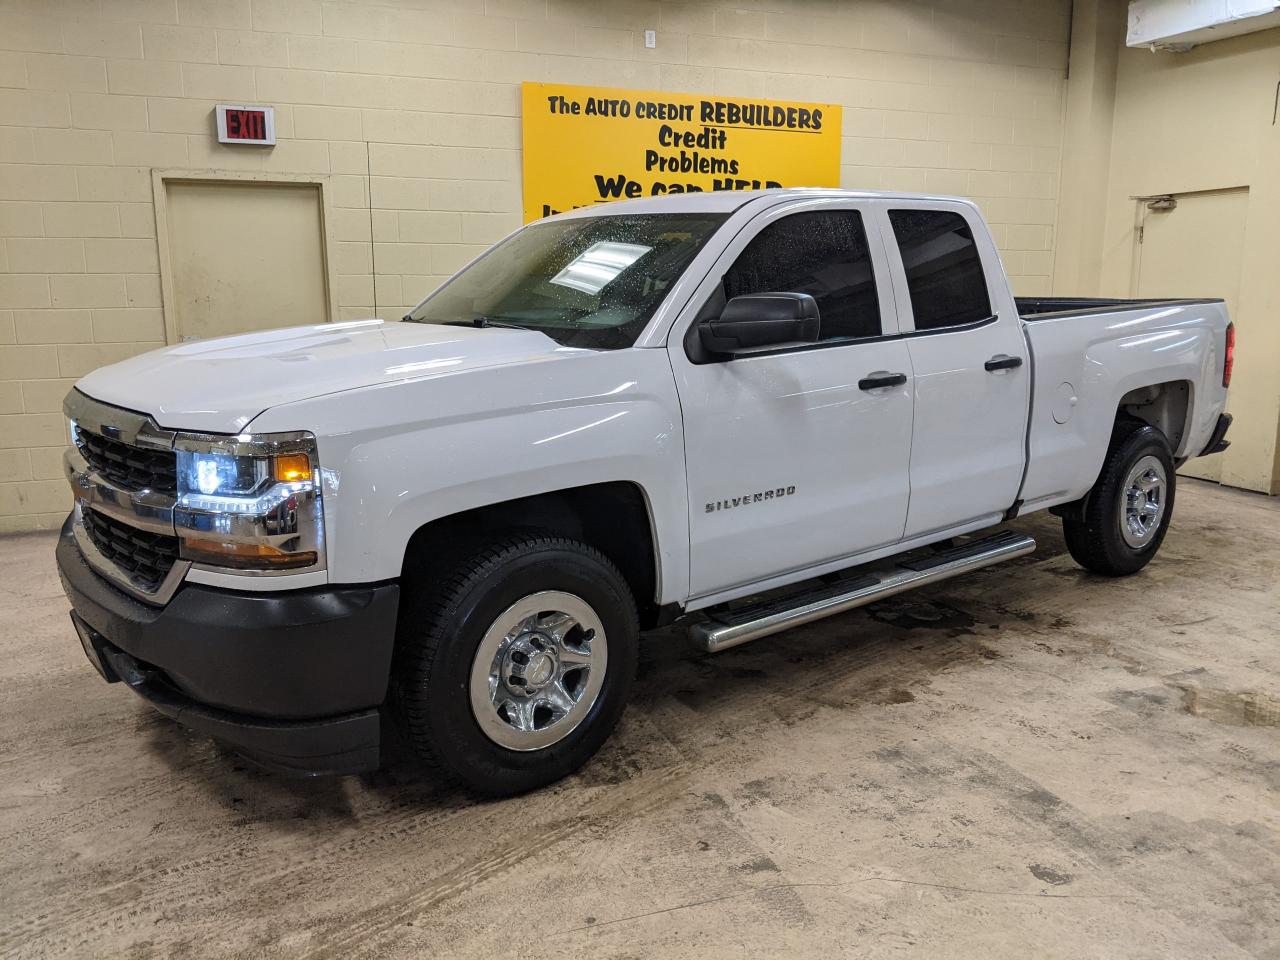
top-left (405, 213), bottom-right (727, 350)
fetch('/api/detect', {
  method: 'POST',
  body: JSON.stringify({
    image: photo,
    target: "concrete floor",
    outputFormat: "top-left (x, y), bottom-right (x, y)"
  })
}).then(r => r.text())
top-left (0, 478), bottom-right (1277, 959)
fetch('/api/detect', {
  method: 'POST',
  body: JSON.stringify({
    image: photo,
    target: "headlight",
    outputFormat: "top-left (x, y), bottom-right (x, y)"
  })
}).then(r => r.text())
top-left (173, 432), bottom-right (323, 573)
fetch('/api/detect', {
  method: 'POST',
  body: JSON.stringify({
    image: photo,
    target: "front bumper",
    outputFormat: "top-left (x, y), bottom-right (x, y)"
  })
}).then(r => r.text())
top-left (57, 516), bottom-right (400, 775)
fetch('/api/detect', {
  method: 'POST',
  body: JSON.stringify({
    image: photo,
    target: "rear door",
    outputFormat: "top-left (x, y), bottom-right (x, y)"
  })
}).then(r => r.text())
top-left (669, 198), bottom-right (914, 601)
top-left (880, 202), bottom-right (1029, 539)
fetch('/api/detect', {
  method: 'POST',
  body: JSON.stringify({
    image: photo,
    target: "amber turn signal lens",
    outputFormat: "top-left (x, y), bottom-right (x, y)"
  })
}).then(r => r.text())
top-left (274, 453), bottom-right (312, 483)
top-left (180, 537), bottom-right (317, 570)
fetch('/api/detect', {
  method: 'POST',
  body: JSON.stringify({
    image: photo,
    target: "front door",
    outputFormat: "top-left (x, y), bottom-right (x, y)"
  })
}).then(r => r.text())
top-left (880, 203), bottom-right (1030, 539)
top-left (670, 200), bottom-right (915, 601)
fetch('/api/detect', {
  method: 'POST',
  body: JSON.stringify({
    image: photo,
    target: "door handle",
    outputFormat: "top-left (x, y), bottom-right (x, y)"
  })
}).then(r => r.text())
top-left (984, 354), bottom-right (1024, 372)
top-left (858, 371), bottom-right (908, 391)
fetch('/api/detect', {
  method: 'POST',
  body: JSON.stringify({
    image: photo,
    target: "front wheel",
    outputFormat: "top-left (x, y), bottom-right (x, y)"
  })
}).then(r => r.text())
top-left (1062, 420), bottom-right (1176, 576)
top-left (392, 536), bottom-right (638, 796)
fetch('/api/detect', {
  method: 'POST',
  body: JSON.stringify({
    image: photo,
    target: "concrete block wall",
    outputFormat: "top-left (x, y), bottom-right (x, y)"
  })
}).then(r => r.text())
top-left (0, 0), bottom-right (1071, 530)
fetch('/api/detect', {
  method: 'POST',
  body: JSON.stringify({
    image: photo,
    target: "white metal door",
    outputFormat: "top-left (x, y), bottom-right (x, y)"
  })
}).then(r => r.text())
top-left (670, 198), bottom-right (914, 600)
top-left (880, 202), bottom-right (1030, 539)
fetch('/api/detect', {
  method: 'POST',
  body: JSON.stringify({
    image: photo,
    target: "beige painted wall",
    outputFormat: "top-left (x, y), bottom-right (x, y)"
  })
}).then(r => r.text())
top-left (0, 0), bottom-right (1071, 530)
top-left (1075, 26), bottom-right (1280, 494)
top-left (1052, 0), bottom-right (1123, 297)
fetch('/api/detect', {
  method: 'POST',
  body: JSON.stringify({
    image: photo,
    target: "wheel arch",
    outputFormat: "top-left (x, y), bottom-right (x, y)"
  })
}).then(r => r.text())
top-left (1116, 379), bottom-right (1193, 456)
top-left (399, 481), bottom-right (671, 628)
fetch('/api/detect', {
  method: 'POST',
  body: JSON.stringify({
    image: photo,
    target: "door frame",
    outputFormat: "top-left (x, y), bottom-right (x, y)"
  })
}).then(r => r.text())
top-left (151, 169), bottom-right (341, 345)
top-left (1129, 184), bottom-right (1249, 297)
top-left (1127, 184), bottom-right (1250, 484)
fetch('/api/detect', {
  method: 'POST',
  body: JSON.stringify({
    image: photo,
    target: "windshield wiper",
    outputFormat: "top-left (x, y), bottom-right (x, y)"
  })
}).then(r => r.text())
top-left (439, 316), bottom-right (530, 330)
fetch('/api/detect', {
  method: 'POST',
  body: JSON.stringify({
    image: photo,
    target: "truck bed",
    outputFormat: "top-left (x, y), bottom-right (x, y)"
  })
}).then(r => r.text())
top-left (1016, 294), bottom-right (1231, 513)
top-left (1016, 296), bottom-right (1224, 321)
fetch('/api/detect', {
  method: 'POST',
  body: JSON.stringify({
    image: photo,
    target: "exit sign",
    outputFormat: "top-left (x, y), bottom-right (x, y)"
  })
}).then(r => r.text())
top-left (215, 104), bottom-right (275, 145)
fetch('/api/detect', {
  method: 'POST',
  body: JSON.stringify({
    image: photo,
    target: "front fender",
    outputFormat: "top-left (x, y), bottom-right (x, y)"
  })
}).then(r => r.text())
top-left (250, 348), bottom-right (689, 603)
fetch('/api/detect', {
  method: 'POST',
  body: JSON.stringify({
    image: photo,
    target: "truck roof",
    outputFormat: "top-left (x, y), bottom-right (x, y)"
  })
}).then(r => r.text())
top-left (552, 187), bottom-right (973, 219)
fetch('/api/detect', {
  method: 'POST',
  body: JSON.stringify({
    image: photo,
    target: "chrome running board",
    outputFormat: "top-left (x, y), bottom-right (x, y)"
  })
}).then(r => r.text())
top-left (690, 530), bottom-right (1037, 654)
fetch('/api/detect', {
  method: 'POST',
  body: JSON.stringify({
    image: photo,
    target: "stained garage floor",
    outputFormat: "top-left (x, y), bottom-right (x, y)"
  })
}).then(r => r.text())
top-left (1, 478), bottom-right (1277, 959)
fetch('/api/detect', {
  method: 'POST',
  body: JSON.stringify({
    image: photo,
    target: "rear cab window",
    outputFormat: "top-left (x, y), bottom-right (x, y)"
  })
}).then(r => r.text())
top-left (887, 209), bottom-right (992, 331)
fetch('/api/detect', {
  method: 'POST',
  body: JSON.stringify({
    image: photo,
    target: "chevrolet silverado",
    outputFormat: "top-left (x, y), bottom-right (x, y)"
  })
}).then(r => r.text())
top-left (56, 189), bottom-right (1234, 795)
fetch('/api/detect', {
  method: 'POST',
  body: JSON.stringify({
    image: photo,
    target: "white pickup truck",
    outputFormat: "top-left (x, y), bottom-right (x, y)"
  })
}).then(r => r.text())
top-left (57, 189), bottom-right (1234, 795)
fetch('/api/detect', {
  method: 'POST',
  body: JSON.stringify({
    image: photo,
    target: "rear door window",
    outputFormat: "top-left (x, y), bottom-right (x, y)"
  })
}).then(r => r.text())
top-left (723, 210), bottom-right (882, 341)
top-left (888, 209), bottom-right (992, 331)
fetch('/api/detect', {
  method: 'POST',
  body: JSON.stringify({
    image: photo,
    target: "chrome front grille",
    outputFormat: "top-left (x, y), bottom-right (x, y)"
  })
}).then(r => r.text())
top-left (74, 424), bottom-right (177, 494)
top-left (82, 508), bottom-right (180, 593)
top-left (64, 390), bottom-right (190, 605)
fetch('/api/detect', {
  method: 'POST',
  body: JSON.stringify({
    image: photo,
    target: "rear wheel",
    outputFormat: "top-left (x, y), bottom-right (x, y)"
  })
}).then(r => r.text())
top-left (392, 536), bottom-right (638, 796)
top-left (1062, 420), bottom-right (1176, 576)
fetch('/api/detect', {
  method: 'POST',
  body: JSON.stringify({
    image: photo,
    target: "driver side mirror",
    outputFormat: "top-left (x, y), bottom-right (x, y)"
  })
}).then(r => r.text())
top-left (698, 292), bottom-right (821, 356)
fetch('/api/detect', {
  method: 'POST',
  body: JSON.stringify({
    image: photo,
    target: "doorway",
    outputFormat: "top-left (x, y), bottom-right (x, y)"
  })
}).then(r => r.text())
top-left (156, 175), bottom-right (336, 342)
top-left (1131, 186), bottom-right (1248, 482)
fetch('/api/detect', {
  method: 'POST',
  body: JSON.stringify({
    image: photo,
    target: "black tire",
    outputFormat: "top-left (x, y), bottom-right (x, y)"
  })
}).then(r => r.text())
top-left (391, 536), bottom-right (638, 796)
top-left (1062, 420), bottom-right (1176, 577)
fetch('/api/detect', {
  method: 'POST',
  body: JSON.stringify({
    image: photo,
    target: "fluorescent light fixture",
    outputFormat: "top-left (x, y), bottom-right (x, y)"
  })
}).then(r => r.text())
top-left (551, 242), bottom-right (651, 295)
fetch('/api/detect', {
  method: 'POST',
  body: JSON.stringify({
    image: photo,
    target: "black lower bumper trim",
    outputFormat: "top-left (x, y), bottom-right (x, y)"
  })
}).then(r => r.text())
top-left (80, 620), bottom-right (380, 776)
top-left (1200, 412), bottom-right (1232, 457)
top-left (57, 514), bottom-right (399, 776)
top-left (57, 516), bottom-right (399, 719)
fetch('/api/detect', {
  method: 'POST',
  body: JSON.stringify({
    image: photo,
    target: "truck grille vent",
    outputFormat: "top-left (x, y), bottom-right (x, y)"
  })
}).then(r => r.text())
top-left (75, 425), bottom-right (177, 494)
top-left (83, 508), bottom-right (179, 593)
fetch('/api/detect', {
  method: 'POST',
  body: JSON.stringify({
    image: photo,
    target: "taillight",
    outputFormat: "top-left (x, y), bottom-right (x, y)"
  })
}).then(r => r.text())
top-left (1223, 322), bottom-right (1235, 388)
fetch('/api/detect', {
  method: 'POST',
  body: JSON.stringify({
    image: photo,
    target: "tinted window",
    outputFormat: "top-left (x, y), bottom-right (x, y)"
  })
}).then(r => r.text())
top-left (723, 210), bottom-right (881, 341)
top-left (888, 210), bottom-right (992, 330)
top-left (406, 213), bottom-right (726, 350)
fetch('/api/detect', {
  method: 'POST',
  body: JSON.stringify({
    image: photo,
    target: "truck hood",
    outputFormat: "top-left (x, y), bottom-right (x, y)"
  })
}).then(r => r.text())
top-left (75, 319), bottom-right (572, 434)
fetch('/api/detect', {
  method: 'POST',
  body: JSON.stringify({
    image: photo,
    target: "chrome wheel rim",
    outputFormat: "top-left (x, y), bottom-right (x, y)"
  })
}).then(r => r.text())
top-left (1120, 455), bottom-right (1167, 549)
top-left (469, 591), bottom-right (607, 751)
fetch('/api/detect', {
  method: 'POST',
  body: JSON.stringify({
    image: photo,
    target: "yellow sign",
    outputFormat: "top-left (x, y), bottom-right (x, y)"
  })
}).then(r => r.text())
top-left (520, 82), bottom-right (842, 223)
